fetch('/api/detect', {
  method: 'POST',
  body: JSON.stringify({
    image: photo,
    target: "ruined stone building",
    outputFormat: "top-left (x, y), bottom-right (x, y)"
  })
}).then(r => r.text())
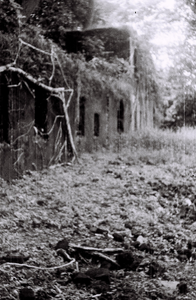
top-left (0, 27), bottom-right (159, 180)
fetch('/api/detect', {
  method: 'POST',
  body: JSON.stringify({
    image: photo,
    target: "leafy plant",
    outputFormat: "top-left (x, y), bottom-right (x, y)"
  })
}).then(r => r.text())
top-left (28, 0), bottom-right (94, 32)
top-left (0, 0), bottom-right (18, 34)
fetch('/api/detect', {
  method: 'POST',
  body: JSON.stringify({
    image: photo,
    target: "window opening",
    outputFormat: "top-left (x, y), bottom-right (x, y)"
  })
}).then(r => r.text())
top-left (35, 87), bottom-right (48, 139)
top-left (94, 113), bottom-right (100, 137)
top-left (78, 97), bottom-right (85, 136)
top-left (117, 100), bottom-right (124, 133)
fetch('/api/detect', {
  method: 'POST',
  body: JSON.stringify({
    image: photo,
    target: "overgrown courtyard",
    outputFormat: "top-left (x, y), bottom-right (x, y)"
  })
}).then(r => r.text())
top-left (1, 130), bottom-right (196, 299)
top-left (2, 1), bottom-right (196, 299)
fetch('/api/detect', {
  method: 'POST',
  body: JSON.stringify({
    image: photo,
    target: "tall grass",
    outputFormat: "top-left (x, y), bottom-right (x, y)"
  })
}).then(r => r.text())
top-left (115, 127), bottom-right (196, 166)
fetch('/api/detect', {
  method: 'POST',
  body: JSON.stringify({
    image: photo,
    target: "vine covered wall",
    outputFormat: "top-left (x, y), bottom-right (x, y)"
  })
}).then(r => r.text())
top-left (0, 0), bottom-right (159, 180)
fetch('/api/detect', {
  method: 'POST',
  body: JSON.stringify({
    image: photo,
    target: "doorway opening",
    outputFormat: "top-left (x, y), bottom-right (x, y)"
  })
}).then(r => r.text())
top-left (117, 100), bottom-right (124, 133)
top-left (94, 113), bottom-right (100, 136)
top-left (78, 97), bottom-right (85, 136)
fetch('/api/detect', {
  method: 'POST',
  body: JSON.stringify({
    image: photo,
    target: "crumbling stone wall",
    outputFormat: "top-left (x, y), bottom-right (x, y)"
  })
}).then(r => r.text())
top-left (0, 71), bottom-right (69, 180)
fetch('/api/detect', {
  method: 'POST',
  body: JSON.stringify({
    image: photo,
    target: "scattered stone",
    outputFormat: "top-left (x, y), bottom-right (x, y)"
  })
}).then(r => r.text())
top-left (91, 280), bottom-right (110, 293)
top-left (105, 169), bottom-right (113, 174)
top-left (57, 279), bottom-right (69, 286)
top-left (164, 234), bottom-right (175, 241)
top-left (147, 261), bottom-right (164, 278)
top-left (120, 212), bottom-right (128, 219)
top-left (178, 282), bottom-right (188, 294)
top-left (35, 289), bottom-right (50, 300)
top-left (131, 228), bottom-right (141, 239)
top-left (85, 268), bottom-right (110, 283)
top-left (124, 222), bottom-right (132, 230)
top-left (139, 243), bottom-right (154, 254)
top-left (1, 255), bottom-right (29, 264)
top-left (55, 238), bottom-right (69, 251)
top-left (132, 241), bottom-right (140, 249)
top-left (88, 225), bottom-right (97, 233)
top-left (147, 263), bottom-right (158, 278)
top-left (187, 239), bottom-right (196, 249)
top-left (184, 198), bottom-right (192, 206)
top-left (176, 248), bottom-right (192, 259)
top-left (95, 227), bottom-right (108, 234)
top-left (160, 281), bottom-right (179, 295)
top-left (19, 287), bottom-right (35, 300)
top-left (113, 232), bottom-right (124, 242)
top-left (32, 218), bottom-right (41, 228)
top-left (108, 160), bottom-right (120, 165)
top-left (101, 202), bottom-right (111, 208)
top-left (116, 251), bottom-right (135, 269)
top-left (73, 182), bottom-right (85, 188)
top-left (114, 172), bottom-right (123, 179)
top-left (146, 204), bottom-right (154, 211)
top-left (100, 261), bottom-right (113, 269)
top-left (177, 254), bottom-right (188, 262)
top-left (72, 272), bottom-right (91, 285)
top-left (37, 200), bottom-right (46, 206)
top-left (136, 235), bottom-right (147, 244)
top-left (92, 178), bottom-right (99, 182)
top-left (129, 257), bottom-right (142, 271)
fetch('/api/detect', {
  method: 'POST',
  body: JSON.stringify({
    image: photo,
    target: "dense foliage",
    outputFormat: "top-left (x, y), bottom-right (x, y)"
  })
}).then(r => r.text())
top-left (0, 0), bottom-right (18, 33)
top-left (162, 92), bottom-right (196, 130)
top-left (0, 0), bottom-right (19, 65)
top-left (27, 0), bottom-right (94, 31)
top-left (0, 0), bottom-right (159, 125)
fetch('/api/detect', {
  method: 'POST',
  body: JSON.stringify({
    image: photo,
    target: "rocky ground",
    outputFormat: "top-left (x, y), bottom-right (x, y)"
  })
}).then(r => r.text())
top-left (1, 151), bottom-right (196, 299)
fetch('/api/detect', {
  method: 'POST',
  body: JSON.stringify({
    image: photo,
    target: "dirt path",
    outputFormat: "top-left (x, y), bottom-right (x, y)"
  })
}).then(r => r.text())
top-left (0, 152), bottom-right (196, 299)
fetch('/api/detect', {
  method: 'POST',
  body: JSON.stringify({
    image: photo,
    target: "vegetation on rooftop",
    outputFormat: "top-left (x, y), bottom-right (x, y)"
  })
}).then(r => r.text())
top-left (0, 0), bottom-right (159, 107)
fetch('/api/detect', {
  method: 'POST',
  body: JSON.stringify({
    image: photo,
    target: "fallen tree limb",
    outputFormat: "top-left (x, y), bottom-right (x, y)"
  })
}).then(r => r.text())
top-left (8, 66), bottom-right (68, 93)
top-left (70, 244), bottom-right (124, 253)
top-left (0, 64), bottom-right (70, 93)
top-left (2, 259), bottom-right (76, 270)
top-left (19, 38), bottom-right (51, 56)
top-left (0, 63), bottom-right (15, 73)
top-left (93, 252), bottom-right (120, 267)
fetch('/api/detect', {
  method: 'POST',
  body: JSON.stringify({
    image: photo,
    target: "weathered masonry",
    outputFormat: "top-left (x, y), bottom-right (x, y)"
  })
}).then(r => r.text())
top-left (76, 93), bottom-right (131, 153)
top-left (0, 70), bottom-right (72, 180)
top-left (0, 27), bottom-right (158, 180)
top-left (0, 69), bottom-right (131, 180)
top-left (59, 27), bottom-right (157, 132)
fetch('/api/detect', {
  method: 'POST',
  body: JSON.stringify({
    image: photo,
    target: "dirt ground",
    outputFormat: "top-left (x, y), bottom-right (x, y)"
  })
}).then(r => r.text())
top-left (1, 151), bottom-right (196, 299)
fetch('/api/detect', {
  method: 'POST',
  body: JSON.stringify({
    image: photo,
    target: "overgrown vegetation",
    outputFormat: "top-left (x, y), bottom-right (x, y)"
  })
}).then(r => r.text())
top-left (119, 127), bottom-right (196, 167)
top-left (0, 0), bottom-right (159, 112)
top-left (0, 0), bottom-right (18, 33)
top-left (162, 89), bottom-right (196, 130)
top-left (26, 0), bottom-right (94, 31)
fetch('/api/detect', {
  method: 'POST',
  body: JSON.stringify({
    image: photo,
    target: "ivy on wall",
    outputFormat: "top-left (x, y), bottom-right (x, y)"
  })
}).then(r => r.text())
top-left (0, 0), bottom-right (159, 115)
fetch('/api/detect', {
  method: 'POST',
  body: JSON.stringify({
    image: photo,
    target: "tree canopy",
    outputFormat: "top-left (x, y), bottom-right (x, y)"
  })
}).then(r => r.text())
top-left (16, 0), bottom-right (95, 31)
